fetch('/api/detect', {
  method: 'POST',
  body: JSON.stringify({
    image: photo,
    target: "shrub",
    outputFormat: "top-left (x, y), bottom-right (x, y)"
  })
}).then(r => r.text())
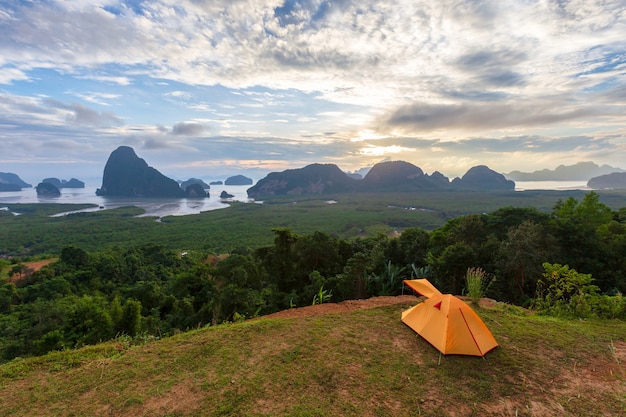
top-left (533, 263), bottom-right (626, 319)
top-left (465, 267), bottom-right (492, 303)
top-left (312, 285), bottom-right (332, 305)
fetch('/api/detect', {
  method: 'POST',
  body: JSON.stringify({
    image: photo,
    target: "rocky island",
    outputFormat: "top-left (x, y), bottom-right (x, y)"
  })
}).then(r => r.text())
top-left (247, 161), bottom-right (515, 198)
top-left (96, 146), bottom-right (185, 198)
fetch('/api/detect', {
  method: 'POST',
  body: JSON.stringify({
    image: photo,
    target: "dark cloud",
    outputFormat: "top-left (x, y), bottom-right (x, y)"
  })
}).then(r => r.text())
top-left (187, 135), bottom-right (357, 162)
top-left (456, 50), bottom-right (528, 70)
top-left (143, 137), bottom-right (175, 150)
top-left (454, 49), bottom-right (528, 88)
top-left (356, 134), bottom-right (613, 156)
top-left (435, 135), bottom-right (613, 153)
top-left (171, 122), bottom-right (207, 136)
top-left (480, 70), bottom-right (526, 87)
top-left (381, 101), bottom-right (595, 132)
top-left (43, 99), bottom-right (123, 127)
top-left (444, 89), bottom-right (509, 102)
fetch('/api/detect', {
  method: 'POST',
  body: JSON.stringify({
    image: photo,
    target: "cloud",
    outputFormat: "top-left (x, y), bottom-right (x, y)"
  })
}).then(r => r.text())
top-left (379, 100), bottom-right (597, 133)
top-left (0, 67), bottom-right (29, 84)
top-left (42, 99), bottom-right (124, 127)
top-left (71, 92), bottom-right (121, 106)
top-left (75, 75), bottom-right (132, 86)
top-left (171, 122), bottom-right (207, 136)
top-left (143, 137), bottom-right (177, 150)
top-left (452, 49), bottom-right (528, 88)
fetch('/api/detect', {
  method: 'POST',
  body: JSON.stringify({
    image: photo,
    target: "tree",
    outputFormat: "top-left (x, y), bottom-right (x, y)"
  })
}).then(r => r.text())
top-left (486, 207), bottom-right (550, 240)
top-left (8, 264), bottom-right (32, 282)
top-left (60, 246), bottom-right (90, 268)
top-left (549, 192), bottom-right (614, 291)
top-left (119, 299), bottom-right (142, 336)
top-left (63, 295), bottom-right (114, 347)
top-left (0, 282), bottom-right (18, 314)
top-left (495, 220), bottom-right (554, 303)
top-left (428, 242), bottom-right (477, 294)
top-left (386, 227), bottom-right (430, 269)
top-left (294, 231), bottom-right (352, 282)
top-left (257, 228), bottom-right (299, 292)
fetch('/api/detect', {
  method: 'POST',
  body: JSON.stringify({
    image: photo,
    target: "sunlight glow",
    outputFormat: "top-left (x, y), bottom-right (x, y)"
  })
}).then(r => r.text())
top-left (359, 145), bottom-right (409, 156)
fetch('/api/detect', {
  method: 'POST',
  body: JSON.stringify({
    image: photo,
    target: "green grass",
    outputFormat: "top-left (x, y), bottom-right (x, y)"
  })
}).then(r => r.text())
top-left (0, 300), bottom-right (624, 416)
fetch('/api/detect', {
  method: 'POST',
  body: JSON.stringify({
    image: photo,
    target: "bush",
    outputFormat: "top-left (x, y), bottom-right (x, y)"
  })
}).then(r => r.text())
top-left (534, 263), bottom-right (625, 319)
top-left (465, 267), bottom-right (492, 303)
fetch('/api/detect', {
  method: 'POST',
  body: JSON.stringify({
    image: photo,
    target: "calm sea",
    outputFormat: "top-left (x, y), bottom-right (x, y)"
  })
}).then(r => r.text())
top-left (513, 181), bottom-right (590, 191)
top-left (0, 183), bottom-right (256, 217)
top-left (0, 181), bottom-right (590, 217)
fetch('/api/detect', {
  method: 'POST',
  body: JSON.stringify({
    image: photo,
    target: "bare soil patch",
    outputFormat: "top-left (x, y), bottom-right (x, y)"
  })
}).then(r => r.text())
top-left (262, 294), bottom-right (498, 319)
top-left (261, 295), bottom-right (416, 319)
top-left (6, 259), bottom-right (55, 283)
top-left (25, 259), bottom-right (55, 272)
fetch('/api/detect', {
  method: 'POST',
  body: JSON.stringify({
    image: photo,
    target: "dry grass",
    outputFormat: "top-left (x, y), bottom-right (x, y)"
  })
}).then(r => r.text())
top-left (0, 296), bottom-right (625, 417)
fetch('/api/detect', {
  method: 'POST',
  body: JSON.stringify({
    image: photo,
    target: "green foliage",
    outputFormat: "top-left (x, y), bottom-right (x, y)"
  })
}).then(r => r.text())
top-left (311, 285), bottom-right (332, 305)
top-left (536, 263), bottom-right (598, 306)
top-left (1, 190), bottom-right (626, 362)
top-left (366, 260), bottom-right (407, 296)
top-left (549, 192), bottom-right (616, 290)
top-left (465, 267), bottom-right (492, 303)
top-left (531, 263), bottom-right (626, 318)
top-left (494, 220), bottom-right (554, 304)
top-left (119, 299), bottom-right (142, 336)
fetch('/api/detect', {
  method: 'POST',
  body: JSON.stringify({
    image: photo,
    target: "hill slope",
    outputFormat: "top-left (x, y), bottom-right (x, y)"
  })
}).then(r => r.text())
top-left (0, 297), bottom-right (624, 417)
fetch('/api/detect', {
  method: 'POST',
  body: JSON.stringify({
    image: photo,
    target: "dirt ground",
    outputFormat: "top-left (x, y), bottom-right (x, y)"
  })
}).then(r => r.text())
top-left (6, 259), bottom-right (55, 283)
top-left (24, 259), bottom-right (55, 271)
top-left (261, 294), bottom-right (498, 319)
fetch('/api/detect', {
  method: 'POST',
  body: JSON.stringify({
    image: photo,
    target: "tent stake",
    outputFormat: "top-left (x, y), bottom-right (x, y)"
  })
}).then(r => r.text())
top-left (438, 352), bottom-right (442, 365)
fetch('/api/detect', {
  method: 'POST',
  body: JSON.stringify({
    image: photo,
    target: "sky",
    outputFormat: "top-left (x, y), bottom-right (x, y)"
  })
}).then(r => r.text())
top-left (1, 0), bottom-right (625, 185)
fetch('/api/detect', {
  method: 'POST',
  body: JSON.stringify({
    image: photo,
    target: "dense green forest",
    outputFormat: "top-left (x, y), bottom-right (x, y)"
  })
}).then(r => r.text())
top-left (1, 191), bottom-right (625, 362)
top-left (3, 189), bottom-right (626, 256)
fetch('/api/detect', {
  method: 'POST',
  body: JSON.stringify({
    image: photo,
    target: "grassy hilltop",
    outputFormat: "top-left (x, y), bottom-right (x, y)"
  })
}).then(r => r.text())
top-left (1, 297), bottom-right (624, 417)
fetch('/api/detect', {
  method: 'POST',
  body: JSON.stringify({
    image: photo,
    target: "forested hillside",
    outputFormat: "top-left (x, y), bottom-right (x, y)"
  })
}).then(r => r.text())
top-left (1, 191), bottom-right (625, 362)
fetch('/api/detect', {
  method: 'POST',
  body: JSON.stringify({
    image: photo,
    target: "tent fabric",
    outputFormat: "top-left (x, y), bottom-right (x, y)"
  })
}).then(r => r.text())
top-left (401, 280), bottom-right (498, 357)
top-left (403, 279), bottom-right (442, 299)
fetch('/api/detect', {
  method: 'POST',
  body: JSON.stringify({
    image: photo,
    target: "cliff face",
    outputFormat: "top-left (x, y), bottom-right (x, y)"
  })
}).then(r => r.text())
top-left (359, 161), bottom-right (452, 191)
top-left (361, 161), bottom-right (424, 189)
top-left (36, 182), bottom-right (61, 197)
top-left (0, 183), bottom-right (22, 192)
top-left (247, 164), bottom-right (355, 198)
top-left (0, 172), bottom-right (32, 189)
top-left (506, 161), bottom-right (625, 181)
top-left (43, 178), bottom-right (85, 188)
top-left (180, 178), bottom-right (210, 191)
top-left (96, 146), bottom-right (184, 198)
top-left (184, 183), bottom-right (209, 198)
top-left (451, 165), bottom-right (515, 190)
top-left (225, 175), bottom-right (253, 186)
top-left (588, 172), bottom-right (626, 189)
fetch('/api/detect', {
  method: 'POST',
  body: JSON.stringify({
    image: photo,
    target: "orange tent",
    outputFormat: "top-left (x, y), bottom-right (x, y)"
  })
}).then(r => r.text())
top-left (403, 278), bottom-right (442, 299)
top-left (402, 279), bottom-right (498, 356)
